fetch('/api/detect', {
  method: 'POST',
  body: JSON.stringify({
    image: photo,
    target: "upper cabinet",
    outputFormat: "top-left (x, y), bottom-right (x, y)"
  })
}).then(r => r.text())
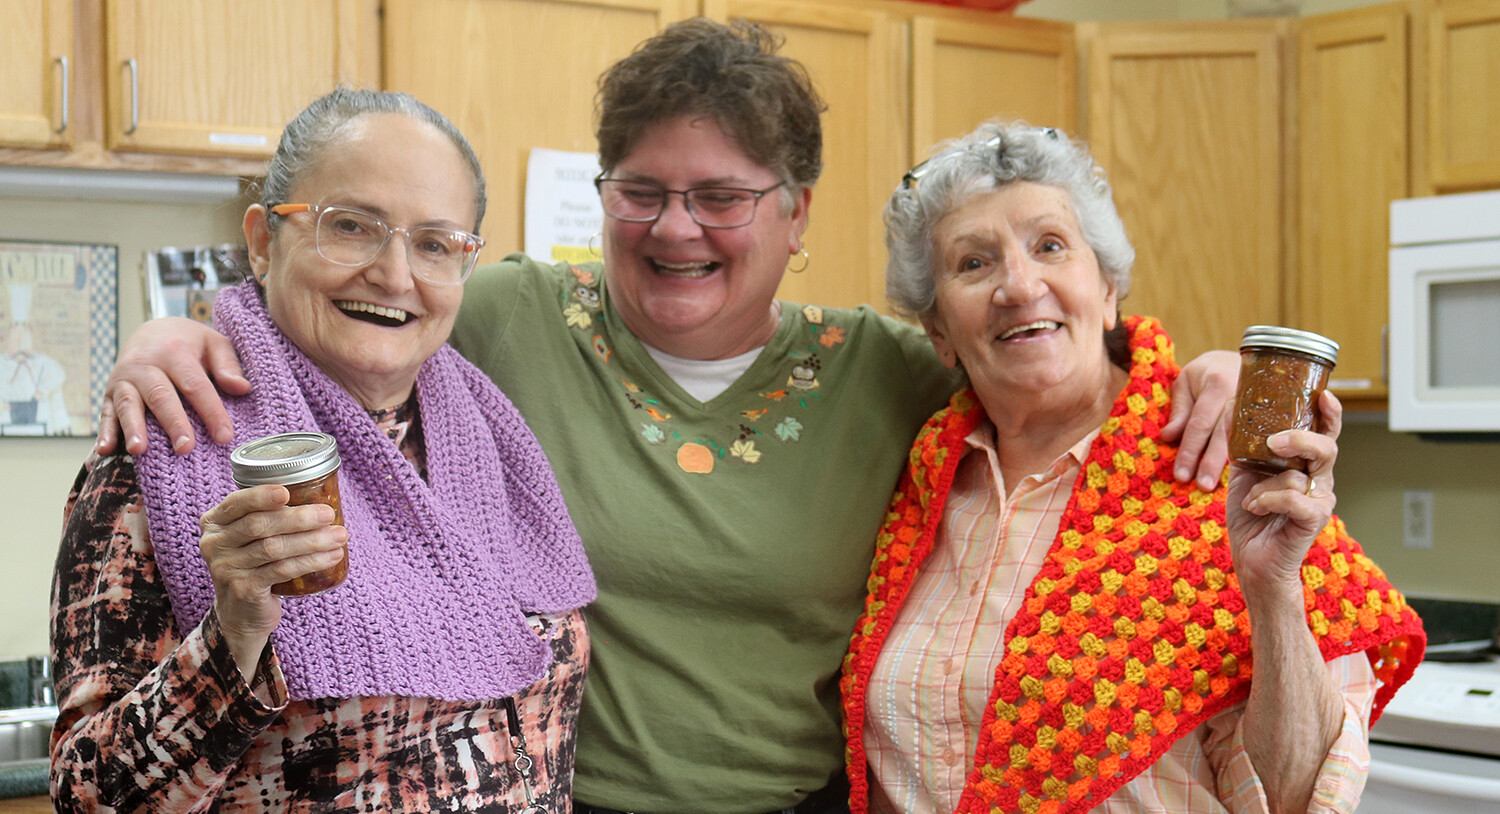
top-left (1296, 2), bottom-right (1408, 399)
top-left (384, 0), bottom-right (690, 268)
top-left (0, 0), bottom-right (72, 150)
top-left (0, 0), bottom-right (377, 172)
top-left (1082, 20), bottom-right (1287, 364)
top-left (104, 0), bottom-right (376, 158)
top-left (909, 14), bottom-right (1075, 163)
top-left (1421, 0), bottom-right (1500, 191)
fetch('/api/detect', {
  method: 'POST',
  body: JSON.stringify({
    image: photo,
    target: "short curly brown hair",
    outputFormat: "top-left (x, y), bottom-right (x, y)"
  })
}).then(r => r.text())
top-left (595, 18), bottom-right (826, 190)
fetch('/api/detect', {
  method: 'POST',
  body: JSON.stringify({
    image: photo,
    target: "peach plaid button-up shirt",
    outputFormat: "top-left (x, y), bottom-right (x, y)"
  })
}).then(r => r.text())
top-left (863, 421), bottom-right (1376, 814)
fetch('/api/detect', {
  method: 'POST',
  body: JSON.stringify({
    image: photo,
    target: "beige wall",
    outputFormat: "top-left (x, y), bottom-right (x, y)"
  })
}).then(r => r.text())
top-left (1332, 419), bottom-right (1500, 602)
top-left (0, 194), bottom-right (244, 661)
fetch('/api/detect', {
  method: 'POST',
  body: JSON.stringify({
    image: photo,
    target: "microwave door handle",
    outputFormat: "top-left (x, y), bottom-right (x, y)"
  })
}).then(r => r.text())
top-left (1381, 324), bottom-right (1389, 386)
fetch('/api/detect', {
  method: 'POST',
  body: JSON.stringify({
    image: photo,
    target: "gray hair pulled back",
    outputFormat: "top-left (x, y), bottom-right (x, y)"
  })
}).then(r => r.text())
top-left (260, 87), bottom-right (487, 232)
top-left (884, 120), bottom-right (1133, 319)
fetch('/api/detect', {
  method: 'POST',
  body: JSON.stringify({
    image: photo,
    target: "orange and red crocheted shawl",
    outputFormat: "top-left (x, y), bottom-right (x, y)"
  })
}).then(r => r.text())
top-left (840, 317), bottom-right (1425, 814)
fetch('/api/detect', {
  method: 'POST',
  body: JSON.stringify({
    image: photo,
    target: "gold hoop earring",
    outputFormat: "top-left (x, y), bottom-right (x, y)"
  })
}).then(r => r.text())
top-left (787, 248), bottom-right (809, 274)
top-left (588, 232), bottom-right (602, 258)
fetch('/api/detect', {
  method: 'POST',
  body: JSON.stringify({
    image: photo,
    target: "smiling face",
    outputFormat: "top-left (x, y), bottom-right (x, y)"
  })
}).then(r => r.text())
top-left (245, 113), bottom-right (478, 409)
top-left (600, 115), bottom-right (811, 360)
top-left (923, 182), bottom-right (1119, 412)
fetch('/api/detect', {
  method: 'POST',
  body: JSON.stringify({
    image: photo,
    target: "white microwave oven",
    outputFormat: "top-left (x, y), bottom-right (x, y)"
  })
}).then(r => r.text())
top-left (1388, 190), bottom-right (1500, 432)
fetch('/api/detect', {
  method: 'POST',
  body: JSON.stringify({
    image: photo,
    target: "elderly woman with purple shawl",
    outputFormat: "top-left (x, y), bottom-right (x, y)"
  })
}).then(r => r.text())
top-left (48, 88), bottom-right (595, 812)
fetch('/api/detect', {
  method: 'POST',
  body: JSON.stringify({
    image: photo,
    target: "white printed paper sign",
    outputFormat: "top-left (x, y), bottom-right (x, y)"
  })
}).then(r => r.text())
top-left (524, 148), bottom-right (604, 264)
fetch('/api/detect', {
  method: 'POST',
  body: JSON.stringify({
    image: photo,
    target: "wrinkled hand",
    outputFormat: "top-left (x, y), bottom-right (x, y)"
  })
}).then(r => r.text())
top-left (96, 317), bottom-right (248, 457)
top-left (1163, 349), bottom-right (1239, 491)
top-left (1226, 390), bottom-right (1342, 600)
top-left (199, 486), bottom-right (347, 680)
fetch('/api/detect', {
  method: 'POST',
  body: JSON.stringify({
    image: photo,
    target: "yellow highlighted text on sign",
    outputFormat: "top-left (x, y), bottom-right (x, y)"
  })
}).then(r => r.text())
top-left (552, 245), bottom-right (595, 264)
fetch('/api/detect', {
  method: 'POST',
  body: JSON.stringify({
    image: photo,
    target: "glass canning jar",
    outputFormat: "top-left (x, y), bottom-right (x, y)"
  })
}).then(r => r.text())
top-left (1228, 326), bottom-right (1340, 473)
top-left (230, 432), bottom-right (347, 596)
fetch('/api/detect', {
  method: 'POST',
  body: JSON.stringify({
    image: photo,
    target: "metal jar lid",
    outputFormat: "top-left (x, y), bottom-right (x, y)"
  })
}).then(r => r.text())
top-left (1238, 325), bottom-right (1340, 367)
top-left (230, 432), bottom-right (341, 486)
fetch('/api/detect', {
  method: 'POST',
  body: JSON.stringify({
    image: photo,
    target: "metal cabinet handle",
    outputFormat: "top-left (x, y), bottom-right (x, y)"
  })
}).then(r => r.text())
top-left (54, 56), bottom-right (69, 134)
top-left (124, 57), bottom-right (139, 136)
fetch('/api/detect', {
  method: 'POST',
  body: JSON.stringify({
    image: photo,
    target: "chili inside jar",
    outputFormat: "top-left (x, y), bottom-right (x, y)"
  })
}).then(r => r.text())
top-left (1229, 326), bottom-right (1340, 473)
top-left (230, 432), bottom-right (347, 595)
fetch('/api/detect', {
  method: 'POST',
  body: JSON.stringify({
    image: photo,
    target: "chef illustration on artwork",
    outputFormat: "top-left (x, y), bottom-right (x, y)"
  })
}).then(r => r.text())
top-left (0, 284), bottom-right (70, 434)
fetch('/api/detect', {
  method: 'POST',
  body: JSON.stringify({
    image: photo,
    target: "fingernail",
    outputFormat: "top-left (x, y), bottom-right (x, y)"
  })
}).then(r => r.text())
top-left (1175, 466), bottom-right (1191, 482)
top-left (1199, 476), bottom-right (1218, 491)
top-left (173, 435), bottom-right (191, 452)
top-left (128, 435), bottom-right (141, 449)
top-left (217, 424), bottom-right (234, 443)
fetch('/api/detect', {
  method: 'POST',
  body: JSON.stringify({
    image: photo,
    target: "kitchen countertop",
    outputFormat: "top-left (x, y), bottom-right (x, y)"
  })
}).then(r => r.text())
top-left (0, 796), bottom-right (51, 813)
top-left (0, 760), bottom-right (46, 802)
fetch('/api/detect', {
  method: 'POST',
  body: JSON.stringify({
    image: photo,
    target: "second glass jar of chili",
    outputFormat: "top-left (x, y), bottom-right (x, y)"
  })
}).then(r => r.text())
top-left (230, 432), bottom-right (347, 596)
top-left (1228, 325), bottom-right (1340, 473)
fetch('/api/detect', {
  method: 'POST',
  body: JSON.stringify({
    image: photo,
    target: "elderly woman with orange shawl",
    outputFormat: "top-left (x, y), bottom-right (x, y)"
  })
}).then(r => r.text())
top-left (840, 122), bottom-right (1424, 814)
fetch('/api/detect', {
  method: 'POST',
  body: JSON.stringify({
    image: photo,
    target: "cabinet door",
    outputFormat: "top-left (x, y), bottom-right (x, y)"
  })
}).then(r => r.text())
top-left (1085, 21), bottom-right (1286, 363)
top-left (1297, 3), bottom-right (1408, 400)
top-left (1424, 0), bottom-right (1500, 190)
top-left (705, 0), bottom-right (901, 311)
top-left (385, 0), bottom-right (688, 265)
top-left (910, 13), bottom-right (1075, 165)
top-left (0, 0), bottom-right (72, 148)
top-left (104, 0), bottom-right (373, 158)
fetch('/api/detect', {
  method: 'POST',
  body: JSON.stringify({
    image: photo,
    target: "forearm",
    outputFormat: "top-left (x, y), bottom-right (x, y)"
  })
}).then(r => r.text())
top-left (1241, 587), bottom-right (1345, 813)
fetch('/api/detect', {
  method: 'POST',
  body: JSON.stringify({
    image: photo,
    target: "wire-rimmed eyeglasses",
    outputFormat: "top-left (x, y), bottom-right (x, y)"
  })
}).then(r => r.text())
top-left (269, 203), bottom-right (485, 286)
top-left (594, 176), bottom-right (787, 229)
top-left (900, 127), bottom-right (1060, 190)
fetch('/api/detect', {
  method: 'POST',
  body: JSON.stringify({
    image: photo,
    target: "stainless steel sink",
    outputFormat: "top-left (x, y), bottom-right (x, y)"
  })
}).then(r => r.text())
top-left (0, 707), bottom-right (56, 764)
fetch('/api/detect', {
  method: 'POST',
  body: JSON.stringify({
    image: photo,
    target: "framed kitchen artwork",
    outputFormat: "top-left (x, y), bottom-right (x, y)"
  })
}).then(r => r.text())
top-left (0, 239), bottom-right (118, 437)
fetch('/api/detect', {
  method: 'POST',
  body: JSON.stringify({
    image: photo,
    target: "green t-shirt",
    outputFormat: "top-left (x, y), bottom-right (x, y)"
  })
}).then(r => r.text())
top-left (451, 255), bottom-right (962, 813)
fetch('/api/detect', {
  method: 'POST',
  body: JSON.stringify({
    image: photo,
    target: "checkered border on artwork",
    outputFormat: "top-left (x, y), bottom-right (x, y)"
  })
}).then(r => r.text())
top-left (85, 245), bottom-right (119, 435)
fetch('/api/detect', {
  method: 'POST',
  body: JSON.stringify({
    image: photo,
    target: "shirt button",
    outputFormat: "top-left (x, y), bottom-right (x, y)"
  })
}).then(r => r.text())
top-left (969, 581), bottom-right (981, 597)
top-left (942, 748), bottom-right (959, 766)
top-left (945, 657), bottom-right (961, 675)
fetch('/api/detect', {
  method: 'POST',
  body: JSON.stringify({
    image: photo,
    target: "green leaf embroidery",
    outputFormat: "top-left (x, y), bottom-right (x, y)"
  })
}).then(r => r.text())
top-left (774, 417), bottom-right (803, 442)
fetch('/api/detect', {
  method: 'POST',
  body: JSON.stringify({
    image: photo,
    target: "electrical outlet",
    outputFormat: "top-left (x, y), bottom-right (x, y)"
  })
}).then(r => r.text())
top-left (1402, 490), bottom-right (1434, 549)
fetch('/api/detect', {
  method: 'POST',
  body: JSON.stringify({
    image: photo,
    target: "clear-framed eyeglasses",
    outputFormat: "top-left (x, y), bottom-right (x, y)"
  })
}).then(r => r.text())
top-left (594, 176), bottom-right (788, 229)
top-left (268, 203), bottom-right (486, 286)
top-left (900, 126), bottom-right (1060, 190)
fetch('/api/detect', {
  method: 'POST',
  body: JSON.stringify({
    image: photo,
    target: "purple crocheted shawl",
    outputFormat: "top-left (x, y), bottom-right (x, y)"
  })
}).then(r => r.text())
top-left (135, 284), bottom-right (595, 701)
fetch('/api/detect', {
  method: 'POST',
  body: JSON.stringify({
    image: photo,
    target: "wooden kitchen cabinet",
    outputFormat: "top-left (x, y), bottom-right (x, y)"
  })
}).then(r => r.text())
top-left (104, 0), bottom-right (377, 158)
top-left (0, 0), bottom-right (72, 150)
top-left (908, 12), bottom-right (1075, 164)
top-left (383, 0), bottom-right (689, 268)
top-left (704, 0), bottom-right (902, 310)
top-left (1295, 2), bottom-right (1408, 400)
top-left (1421, 0), bottom-right (1500, 191)
top-left (1083, 20), bottom-right (1288, 364)
top-left (0, 0), bottom-right (376, 173)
